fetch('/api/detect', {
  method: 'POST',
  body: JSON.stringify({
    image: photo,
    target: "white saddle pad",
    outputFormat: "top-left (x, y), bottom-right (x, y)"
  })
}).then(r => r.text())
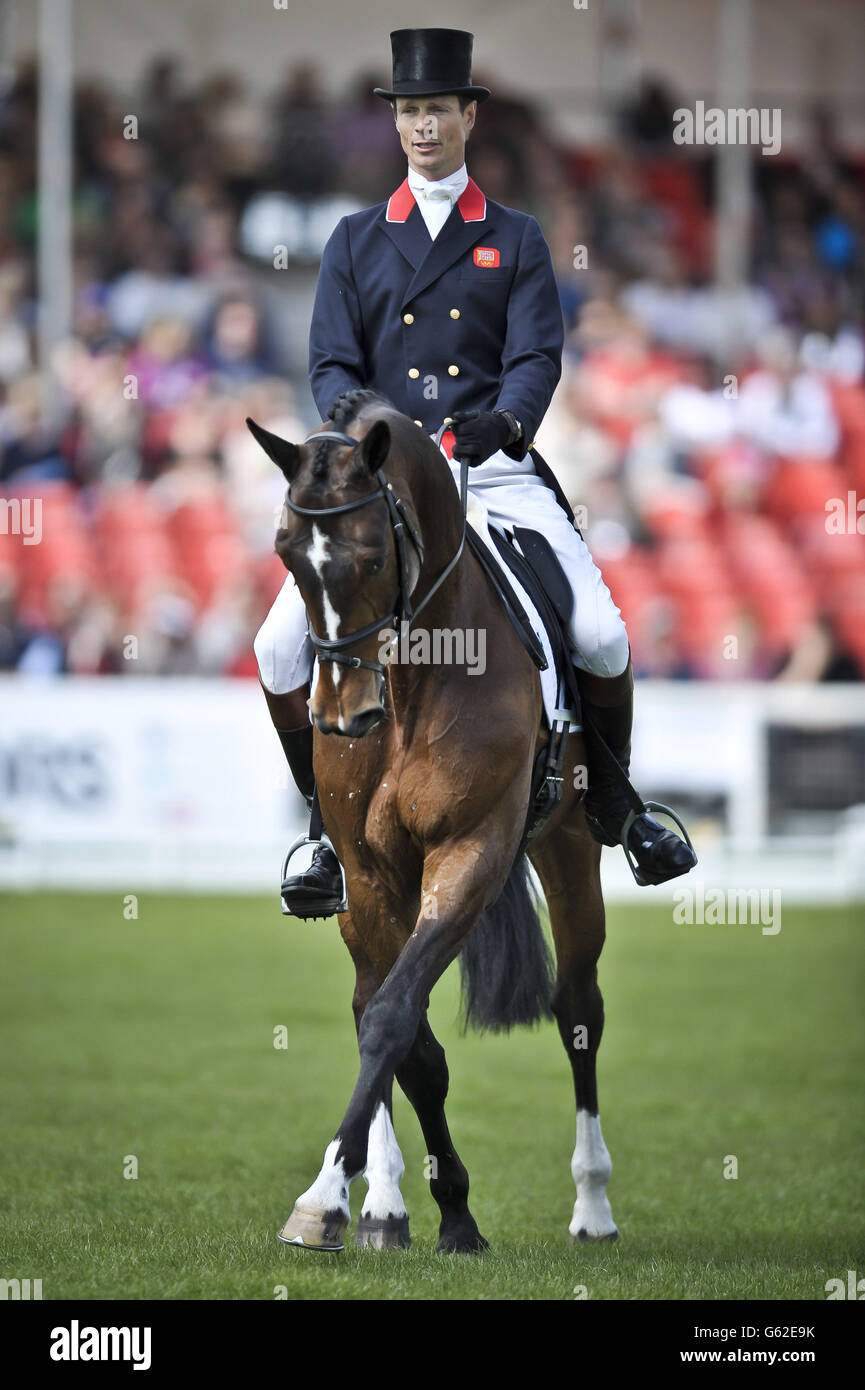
top-left (465, 492), bottom-right (558, 727)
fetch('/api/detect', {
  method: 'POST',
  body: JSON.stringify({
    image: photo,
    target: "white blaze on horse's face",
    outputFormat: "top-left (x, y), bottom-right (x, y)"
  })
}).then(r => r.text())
top-left (303, 522), bottom-right (386, 737)
top-left (307, 525), bottom-right (340, 643)
top-left (305, 522), bottom-right (344, 693)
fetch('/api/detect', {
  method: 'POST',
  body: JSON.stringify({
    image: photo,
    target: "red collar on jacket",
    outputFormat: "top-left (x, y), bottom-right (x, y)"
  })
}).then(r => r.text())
top-left (385, 176), bottom-right (486, 224)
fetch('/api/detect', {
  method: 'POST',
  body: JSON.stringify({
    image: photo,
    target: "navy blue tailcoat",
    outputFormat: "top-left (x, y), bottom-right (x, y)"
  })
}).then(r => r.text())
top-left (308, 176), bottom-right (574, 519)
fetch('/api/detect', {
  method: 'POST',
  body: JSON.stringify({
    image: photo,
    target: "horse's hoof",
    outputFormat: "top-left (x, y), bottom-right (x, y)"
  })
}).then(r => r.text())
top-left (277, 1204), bottom-right (348, 1252)
top-left (570, 1226), bottom-right (619, 1244)
top-left (356, 1213), bottom-right (411, 1250)
top-left (436, 1230), bottom-right (490, 1255)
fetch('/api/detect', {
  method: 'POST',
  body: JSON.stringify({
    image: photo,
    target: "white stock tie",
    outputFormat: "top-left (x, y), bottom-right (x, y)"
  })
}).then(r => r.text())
top-left (407, 165), bottom-right (467, 238)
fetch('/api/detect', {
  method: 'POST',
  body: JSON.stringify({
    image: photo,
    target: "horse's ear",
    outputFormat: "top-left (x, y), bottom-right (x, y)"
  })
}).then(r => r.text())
top-left (246, 418), bottom-right (300, 482)
top-left (361, 419), bottom-right (391, 474)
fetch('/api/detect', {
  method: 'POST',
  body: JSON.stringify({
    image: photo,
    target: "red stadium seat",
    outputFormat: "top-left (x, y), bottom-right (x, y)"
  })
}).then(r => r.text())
top-left (766, 459), bottom-right (850, 523)
top-left (641, 490), bottom-right (711, 541)
top-left (656, 537), bottom-right (733, 600)
top-left (97, 485), bottom-right (167, 536)
top-left (168, 500), bottom-right (236, 539)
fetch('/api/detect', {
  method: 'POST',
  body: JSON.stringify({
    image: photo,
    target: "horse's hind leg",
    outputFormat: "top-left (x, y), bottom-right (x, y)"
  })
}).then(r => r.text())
top-left (345, 934), bottom-right (412, 1249)
top-left (356, 1078), bottom-right (410, 1250)
top-left (530, 818), bottom-right (619, 1243)
top-left (396, 1014), bottom-right (487, 1254)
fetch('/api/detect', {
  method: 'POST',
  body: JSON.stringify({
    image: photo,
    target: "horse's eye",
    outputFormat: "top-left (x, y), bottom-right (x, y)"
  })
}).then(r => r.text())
top-left (365, 556), bottom-right (385, 576)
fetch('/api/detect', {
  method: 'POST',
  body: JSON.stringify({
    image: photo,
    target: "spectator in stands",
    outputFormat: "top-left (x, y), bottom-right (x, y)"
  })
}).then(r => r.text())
top-left (219, 377), bottom-right (305, 555)
top-left (126, 316), bottom-right (208, 410)
top-left (0, 260), bottom-right (31, 384)
top-left (0, 567), bottom-right (26, 669)
top-left (545, 192), bottom-right (593, 333)
top-left (203, 295), bottom-right (276, 388)
top-left (659, 325), bottom-right (840, 461)
top-left (622, 242), bottom-right (776, 358)
top-left (268, 63), bottom-right (337, 197)
top-left (619, 76), bottom-right (680, 152)
top-left (128, 585), bottom-right (200, 676)
top-left (333, 72), bottom-right (403, 202)
top-left (0, 373), bottom-right (68, 483)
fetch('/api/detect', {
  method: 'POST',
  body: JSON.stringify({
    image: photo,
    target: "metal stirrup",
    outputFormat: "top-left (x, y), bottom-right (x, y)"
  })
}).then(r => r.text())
top-left (280, 832), bottom-right (348, 915)
top-left (619, 800), bottom-right (696, 888)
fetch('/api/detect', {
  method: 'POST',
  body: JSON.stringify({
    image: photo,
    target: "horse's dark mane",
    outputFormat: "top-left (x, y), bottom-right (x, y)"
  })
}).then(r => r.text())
top-left (315, 387), bottom-right (449, 505)
top-left (328, 388), bottom-right (395, 434)
top-left (306, 390), bottom-right (397, 481)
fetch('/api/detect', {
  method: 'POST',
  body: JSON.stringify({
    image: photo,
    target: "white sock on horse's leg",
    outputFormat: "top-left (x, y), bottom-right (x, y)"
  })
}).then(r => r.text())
top-left (294, 1139), bottom-right (354, 1220)
top-left (569, 1109), bottom-right (618, 1241)
top-left (361, 1100), bottom-right (408, 1221)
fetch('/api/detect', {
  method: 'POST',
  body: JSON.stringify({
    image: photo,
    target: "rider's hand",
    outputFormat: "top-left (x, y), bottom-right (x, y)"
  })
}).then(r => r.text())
top-left (449, 409), bottom-right (512, 467)
top-left (327, 388), bottom-right (369, 422)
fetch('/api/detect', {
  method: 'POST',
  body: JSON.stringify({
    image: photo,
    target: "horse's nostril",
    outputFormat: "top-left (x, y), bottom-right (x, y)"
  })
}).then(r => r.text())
top-left (346, 707), bottom-right (383, 738)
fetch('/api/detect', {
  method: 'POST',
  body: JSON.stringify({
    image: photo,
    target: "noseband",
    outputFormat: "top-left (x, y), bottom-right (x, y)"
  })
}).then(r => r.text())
top-left (283, 426), bottom-right (468, 675)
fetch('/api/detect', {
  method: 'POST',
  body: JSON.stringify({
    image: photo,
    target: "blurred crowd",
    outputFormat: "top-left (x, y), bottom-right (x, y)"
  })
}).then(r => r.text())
top-left (0, 59), bottom-right (864, 679)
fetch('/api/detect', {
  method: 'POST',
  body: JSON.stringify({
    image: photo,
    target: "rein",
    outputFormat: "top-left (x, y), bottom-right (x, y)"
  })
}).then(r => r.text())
top-left (285, 424), bottom-right (469, 674)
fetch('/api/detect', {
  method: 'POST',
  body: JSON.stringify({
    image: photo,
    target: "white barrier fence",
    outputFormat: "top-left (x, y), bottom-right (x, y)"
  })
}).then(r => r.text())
top-left (0, 676), bottom-right (863, 902)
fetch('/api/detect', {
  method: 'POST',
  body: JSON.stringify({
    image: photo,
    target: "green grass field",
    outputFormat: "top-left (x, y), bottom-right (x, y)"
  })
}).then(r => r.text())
top-left (1, 890), bottom-right (863, 1301)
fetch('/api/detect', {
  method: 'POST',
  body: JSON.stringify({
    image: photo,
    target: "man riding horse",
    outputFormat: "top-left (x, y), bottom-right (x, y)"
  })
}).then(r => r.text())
top-left (254, 27), bottom-right (697, 914)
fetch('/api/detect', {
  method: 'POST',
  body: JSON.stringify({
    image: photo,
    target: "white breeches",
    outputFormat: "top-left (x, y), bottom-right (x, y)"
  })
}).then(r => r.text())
top-left (255, 444), bottom-right (629, 695)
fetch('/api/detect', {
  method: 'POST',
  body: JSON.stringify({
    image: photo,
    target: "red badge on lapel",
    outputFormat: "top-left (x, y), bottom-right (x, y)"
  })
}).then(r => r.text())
top-left (473, 246), bottom-right (500, 267)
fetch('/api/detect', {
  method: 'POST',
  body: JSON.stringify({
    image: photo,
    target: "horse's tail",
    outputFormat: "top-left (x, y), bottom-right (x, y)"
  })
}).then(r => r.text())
top-left (458, 856), bottom-right (555, 1034)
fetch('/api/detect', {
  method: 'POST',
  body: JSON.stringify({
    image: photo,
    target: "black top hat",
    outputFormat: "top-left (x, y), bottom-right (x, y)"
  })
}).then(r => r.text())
top-left (373, 28), bottom-right (490, 104)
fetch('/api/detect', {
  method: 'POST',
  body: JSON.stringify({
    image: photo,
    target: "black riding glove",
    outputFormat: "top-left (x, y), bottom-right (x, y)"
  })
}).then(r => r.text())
top-left (327, 388), bottom-right (369, 422)
top-left (449, 409), bottom-right (512, 466)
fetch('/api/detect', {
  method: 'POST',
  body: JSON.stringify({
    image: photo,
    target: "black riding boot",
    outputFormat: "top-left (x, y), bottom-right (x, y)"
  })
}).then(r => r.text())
top-left (276, 724), bottom-right (344, 917)
top-left (579, 661), bottom-right (697, 885)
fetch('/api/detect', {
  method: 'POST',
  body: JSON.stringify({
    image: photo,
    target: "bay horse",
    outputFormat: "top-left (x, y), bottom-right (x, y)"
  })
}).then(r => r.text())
top-left (247, 390), bottom-right (618, 1252)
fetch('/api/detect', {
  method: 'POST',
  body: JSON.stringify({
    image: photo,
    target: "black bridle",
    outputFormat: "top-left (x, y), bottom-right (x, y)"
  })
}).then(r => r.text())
top-left (283, 425), bottom-right (468, 674)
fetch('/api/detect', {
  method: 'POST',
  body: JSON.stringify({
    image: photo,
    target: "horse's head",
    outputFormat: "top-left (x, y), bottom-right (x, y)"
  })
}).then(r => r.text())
top-left (247, 408), bottom-right (424, 737)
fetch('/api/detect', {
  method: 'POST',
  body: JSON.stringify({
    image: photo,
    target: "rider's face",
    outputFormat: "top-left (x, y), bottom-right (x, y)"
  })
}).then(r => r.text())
top-left (393, 95), bottom-right (476, 181)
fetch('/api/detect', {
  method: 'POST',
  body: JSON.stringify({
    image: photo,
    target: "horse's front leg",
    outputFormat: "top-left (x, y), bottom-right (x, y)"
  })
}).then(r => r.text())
top-left (278, 1088), bottom-right (409, 1252)
top-left (279, 826), bottom-right (509, 1252)
top-left (278, 913), bottom-right (409, 1252)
